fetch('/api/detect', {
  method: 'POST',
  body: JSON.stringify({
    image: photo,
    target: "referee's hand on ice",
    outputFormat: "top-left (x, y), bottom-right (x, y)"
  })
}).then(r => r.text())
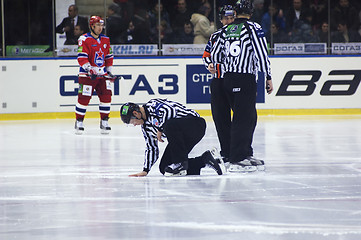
top-left (129, 171), bottom-right (148, 177)
top-left (266, 79), bottom-right (274, 94)
top-left (207, 63), bottom-right (216, 74)
top-left (157, 131), bottom-right (164, 142)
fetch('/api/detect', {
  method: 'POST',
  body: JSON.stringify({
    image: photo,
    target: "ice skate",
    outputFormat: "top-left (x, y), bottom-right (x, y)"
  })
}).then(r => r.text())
top-left (247, 156), bottom-right (265, 171)
top-left (203, 149), bottom-right (226, 175)
top-left (229, 159), bottom-right (257, 172)
top-left (164, 161), bottom-right (188, 177)
top-left (100, 117), bottom-right (111, 134)
top-left (75, 119), bottom-right (84, 135)
top-left (224, 161), bottom-right (231, 171)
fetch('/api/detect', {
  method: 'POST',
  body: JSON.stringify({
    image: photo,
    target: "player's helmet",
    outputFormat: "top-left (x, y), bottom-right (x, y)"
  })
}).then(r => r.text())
top-left (219, 5), bottom-right (234, 19)
top-left (89, 16), bottom-right (104, 28)
top-left (120, 102), bottom-right (140, 124)
top-left (235, 0), bottom-right (253, 15)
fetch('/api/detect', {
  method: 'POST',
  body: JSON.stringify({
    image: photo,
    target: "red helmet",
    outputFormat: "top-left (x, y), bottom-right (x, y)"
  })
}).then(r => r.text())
top-left (89, 16), bottom-right (104, 27)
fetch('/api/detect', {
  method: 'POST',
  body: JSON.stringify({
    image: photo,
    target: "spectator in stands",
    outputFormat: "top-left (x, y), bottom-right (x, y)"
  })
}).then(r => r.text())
top-left (106, 3), bottom-right (126, 44)
top-left (251, 0), bottom-right (265, 25)
top-left (131, 9), bottom-right (152, 44)
top-left (309, 0), bottom-right (328, 30)
top-left (170, 0), bottom-right (193, 34)
top-left (274, 0), bottom-right (289, 13)
top-left (261, 3), bottom-right (286, 36)
top-left (120, 20), bottom-right (136, 43)
top-left (148, 2), bottom-right (172, 34)
top-left (113, 0), bottom-right (135, 24)
top-left (317, 21), bottom-right (330, 44)
top-left (285, 0), bottom-right (312, 35)
top-left (56, 5), bottom-right (88, 45)
top-left (150, 20), bottom-right (173, 44)
top-left (267, 23), bottom-right (289, 45)
top-left (61, 23), bottom-right (85, 45)
top-left (331, 0), bottom-right (360, 32)
top-left (188, 0), bottom-right (207, 14)
top-left (74, 24), bottom-right (85, 40)
top-left (162, 0), bottom-right (178, 12)
top-left (171, 20), bottom-right (194, 44)
top-left (331, 20), bottom-right (361, 43)
top-left (190, 2), bottom-right (215, 44)
top-left (289, 10), bottom-right (318, 43)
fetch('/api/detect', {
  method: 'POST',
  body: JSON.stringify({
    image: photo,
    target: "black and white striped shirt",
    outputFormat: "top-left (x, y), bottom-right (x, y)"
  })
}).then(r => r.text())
top-left (210, 18), bottom-right (272, 80)
top-left (141, 99), bottom-right (200, 172)
top-left (202, 26), bottom-right (227, 79)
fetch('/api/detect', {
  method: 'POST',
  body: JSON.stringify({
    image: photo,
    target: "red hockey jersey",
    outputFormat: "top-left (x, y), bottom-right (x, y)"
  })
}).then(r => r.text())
top-left (77, 33), bottom-right (113, 76)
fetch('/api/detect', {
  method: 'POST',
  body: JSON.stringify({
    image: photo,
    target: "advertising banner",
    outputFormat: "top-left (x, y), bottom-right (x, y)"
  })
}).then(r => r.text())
top-left (58, 59), bottom-right (186, 112)
top-left (1, 57), bottom-right (361, 115)
top-left (332, 43), bottom-right (361, 55)
top-left (56, 45), bottom-right (158, 57)
top-left (112, 45), bottom-right (158, 56)
top-left (163, 44), bottom-right (206, 56)
top-left (274, 43), bottom-right (327, 55)
top-left (186, 65), bottom-right (265, 104)
top-left (6, 46), bottom-right (53, 57)
top-left (186, 65), bottom-right (212, 103)
top-left (56, 45), bottom-right (78, 56)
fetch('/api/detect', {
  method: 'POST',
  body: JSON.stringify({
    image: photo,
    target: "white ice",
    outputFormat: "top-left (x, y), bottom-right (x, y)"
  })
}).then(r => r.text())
top-left (1, 115), bottom-right (361, 240)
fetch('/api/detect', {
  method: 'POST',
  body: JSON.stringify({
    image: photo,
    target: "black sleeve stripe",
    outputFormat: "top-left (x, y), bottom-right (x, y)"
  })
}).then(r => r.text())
top-left (142, 125), bottom-right (159, 171)
top-left (141, 99), bottom-right (200, 171)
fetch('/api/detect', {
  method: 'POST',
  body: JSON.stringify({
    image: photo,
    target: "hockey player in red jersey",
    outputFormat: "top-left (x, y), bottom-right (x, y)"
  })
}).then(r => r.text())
top-left (75, 16), bottom-right (118, 134)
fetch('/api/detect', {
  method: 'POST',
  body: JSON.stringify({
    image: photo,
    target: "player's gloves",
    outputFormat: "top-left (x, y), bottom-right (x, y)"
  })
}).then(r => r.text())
top-left (88, 69), bottom-right (98, 80)
top-left (105, 72), bottom-right (120, 82)
top-left (82, 63), bottom-right (98, 80)
top-left (104, 67), bottom-right (119, 81)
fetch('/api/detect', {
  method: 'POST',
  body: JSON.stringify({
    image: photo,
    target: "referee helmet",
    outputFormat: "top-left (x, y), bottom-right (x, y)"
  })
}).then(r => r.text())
top-left (235, 0), bottom-right (253, 15)
top-left (120, 102), bottom-right (140, 124)
top-left (219, 5), bottom-right (234, 19)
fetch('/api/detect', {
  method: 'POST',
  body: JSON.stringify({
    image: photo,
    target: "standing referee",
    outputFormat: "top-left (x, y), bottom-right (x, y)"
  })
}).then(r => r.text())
top-left (210, 0), bottom-right (274, 172)
top-left (202, 5), bottom-right (235, 166)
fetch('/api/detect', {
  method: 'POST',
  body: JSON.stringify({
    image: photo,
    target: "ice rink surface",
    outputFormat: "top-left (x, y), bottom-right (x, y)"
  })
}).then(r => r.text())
top-left (1, 115), bottom-right (361, 240)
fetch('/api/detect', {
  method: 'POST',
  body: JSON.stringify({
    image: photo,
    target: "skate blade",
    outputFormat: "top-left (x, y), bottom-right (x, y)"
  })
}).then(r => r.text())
top-left (228, 165), bottom-right (257, 172)
top-left (218, 158), bottom-right (226, 175)
top-left (164, 170), bottom-right (187, 177)
top-left (224, 162), bottom-right (231, 171)
top-left (209, 149), bottom-right (226, 175)
top-left (75, 129), bottom-right (84, 135)
top-left (101, 129), bottom-right (111, 135)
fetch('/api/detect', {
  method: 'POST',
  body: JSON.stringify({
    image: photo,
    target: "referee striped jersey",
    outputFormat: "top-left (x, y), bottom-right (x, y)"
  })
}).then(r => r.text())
top-left (210, 18), bottom-right (271, 80)
top-left (141, 99), bottom-right (200, 172)
top-left (202, 26), bottom-right (227, 79)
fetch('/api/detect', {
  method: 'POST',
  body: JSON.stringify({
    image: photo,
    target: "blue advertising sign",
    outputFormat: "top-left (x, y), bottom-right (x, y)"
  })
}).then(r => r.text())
top-left (186, 65), bottom-right (265, 104)
top-left (186, 65), bottom-right (213, 103)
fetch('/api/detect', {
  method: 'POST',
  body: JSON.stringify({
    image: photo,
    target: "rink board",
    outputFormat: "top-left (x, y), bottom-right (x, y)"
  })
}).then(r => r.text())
top-left (0, 56), bottom-right (361, 119)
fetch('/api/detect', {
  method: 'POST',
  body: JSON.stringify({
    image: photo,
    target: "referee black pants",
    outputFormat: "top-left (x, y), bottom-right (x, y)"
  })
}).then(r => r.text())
top-left (159, 116), bottom-right (207, 175)
top-left (223, 72), bottom-right (257, 163)
top-left (211, 77), bottom-right (231, 159)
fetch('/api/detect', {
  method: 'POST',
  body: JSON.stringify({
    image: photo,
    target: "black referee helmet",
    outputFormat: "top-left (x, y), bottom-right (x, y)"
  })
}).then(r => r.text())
top-left (219, 5), bottom-right (234, 19)
top-left (120, 102), bottom-right (140, 124)
top-left (235, 0), bottom-right (253, 15)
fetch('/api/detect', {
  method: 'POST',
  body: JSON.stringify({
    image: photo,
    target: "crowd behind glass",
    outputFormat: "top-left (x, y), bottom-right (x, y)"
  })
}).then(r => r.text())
top-left (1, 0), bottom-right (361, 56)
